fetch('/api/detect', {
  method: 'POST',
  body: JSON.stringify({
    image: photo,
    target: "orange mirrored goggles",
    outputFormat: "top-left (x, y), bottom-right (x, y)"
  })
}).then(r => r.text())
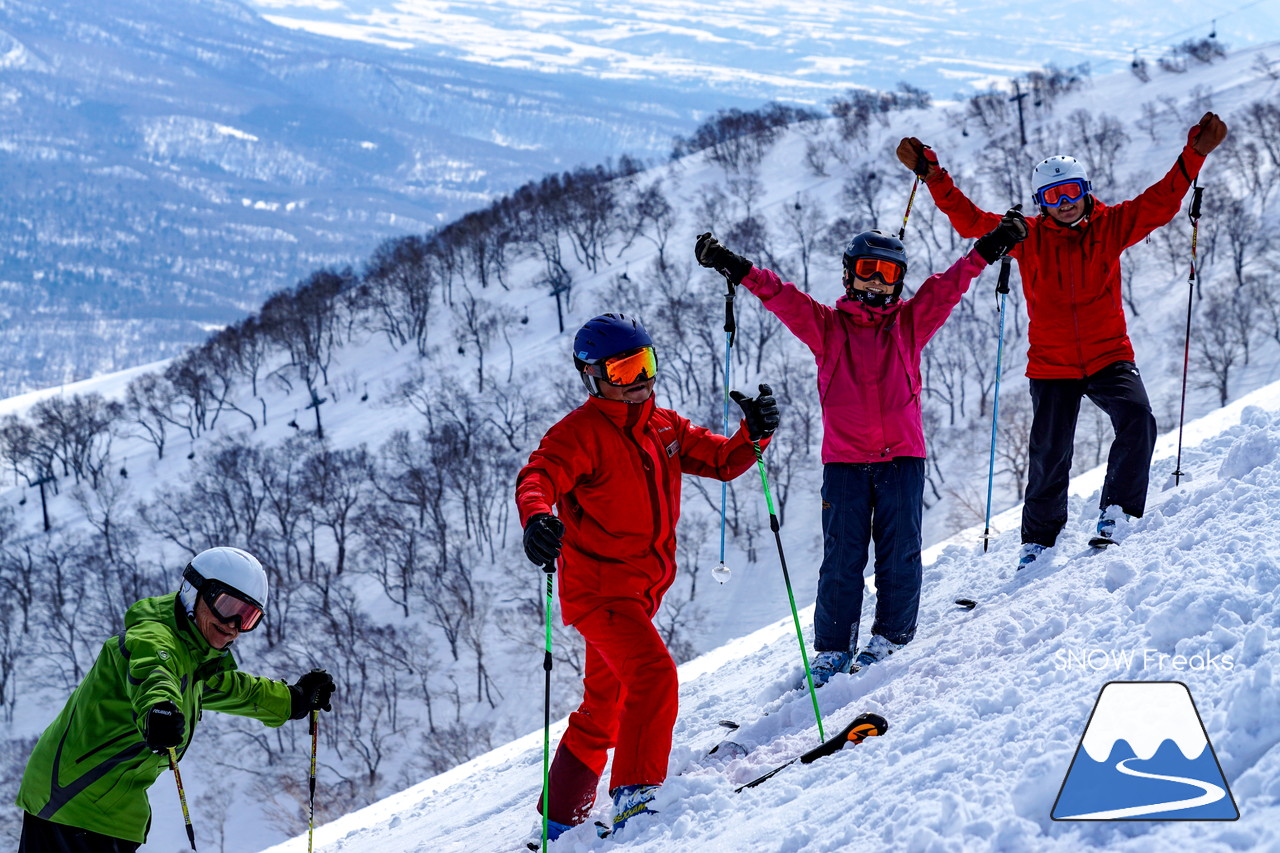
top-left (851, 257), bottom-right (905, 285)
top-left (585, 346), bottom-right (657, 386)
top-left (1035, 178), bottom-right (1089, 207)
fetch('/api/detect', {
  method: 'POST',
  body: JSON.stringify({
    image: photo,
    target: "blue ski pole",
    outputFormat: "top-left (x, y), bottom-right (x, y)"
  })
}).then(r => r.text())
top-left (982, 255), bottom-right (1012, 552)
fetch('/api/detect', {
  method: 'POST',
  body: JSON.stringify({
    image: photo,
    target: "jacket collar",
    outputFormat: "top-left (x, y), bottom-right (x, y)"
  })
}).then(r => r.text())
top-left (1043, 194), bottom-right (1100, 231)
top-left (585, 392), bottom-right (655, 436)
top-left (836, 296), bottom-right (902, 326)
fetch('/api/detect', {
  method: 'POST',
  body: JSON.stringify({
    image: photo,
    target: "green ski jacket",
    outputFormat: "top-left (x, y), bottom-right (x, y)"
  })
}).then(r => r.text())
top-left (16, 593), bottom-right (292, 843)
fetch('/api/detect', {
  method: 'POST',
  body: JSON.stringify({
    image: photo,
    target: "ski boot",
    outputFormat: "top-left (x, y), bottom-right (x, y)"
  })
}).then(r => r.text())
top-left (809, 650), bottom-right (852, 687)
top-left (1017, 542), bottom-right (1046, 570)
top-left (1089, 506), bottom-right (1128, 549)
top-left (852, 634), bottom-right (904, 671)
top-left (526, 817), bottom-right (573, 850)
top-left (602, 784), bottom-right (659, 839)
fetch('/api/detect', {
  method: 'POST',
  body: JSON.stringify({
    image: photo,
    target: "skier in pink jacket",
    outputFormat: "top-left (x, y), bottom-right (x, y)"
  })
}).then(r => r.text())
top-left (696, 213), bottom-right (1025, 682)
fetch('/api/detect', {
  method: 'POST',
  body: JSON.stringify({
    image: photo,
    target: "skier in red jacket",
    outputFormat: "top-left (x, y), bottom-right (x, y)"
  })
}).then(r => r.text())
top-left (516, 313), bottom-right (777, 843)
top-left (896, 112), bottom-right (1228, 567)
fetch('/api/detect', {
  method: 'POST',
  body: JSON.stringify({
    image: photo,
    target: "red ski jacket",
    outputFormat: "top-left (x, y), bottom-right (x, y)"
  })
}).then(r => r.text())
top-left (741, 251), bottom-right (985, 464)
top-left (925, 145), bottom-right (1205, 379)
top-left (516, 394), bottom-right (765, 626)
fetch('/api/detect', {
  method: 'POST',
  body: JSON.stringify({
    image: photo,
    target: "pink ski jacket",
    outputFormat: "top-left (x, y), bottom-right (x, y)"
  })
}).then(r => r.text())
top-left (741, 251), bottom-right (987, 463)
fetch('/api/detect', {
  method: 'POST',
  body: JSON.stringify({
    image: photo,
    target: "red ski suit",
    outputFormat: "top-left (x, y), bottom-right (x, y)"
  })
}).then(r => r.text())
top-left (924, 145), bottom-right (1205, 378)
top-left (516, 392), bottom-right (764, 823)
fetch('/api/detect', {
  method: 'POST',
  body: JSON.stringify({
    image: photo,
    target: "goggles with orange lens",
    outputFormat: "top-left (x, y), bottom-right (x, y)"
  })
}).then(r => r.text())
top-left (1035, 178), bottom-right (1090, 208)
top-left (851, 257), bottom-right (905, 285)
top-left (584, 346), bottom-right (657, 387)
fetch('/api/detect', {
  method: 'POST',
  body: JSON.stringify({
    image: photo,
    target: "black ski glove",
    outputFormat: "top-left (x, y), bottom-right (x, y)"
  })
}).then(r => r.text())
top-left (523, 513), bottom-right (565, 570)
top-left (289, 669), bottom-right (336, 719)
top-left (730, 383), bottom-right (780, 441)
top-left (973, 205), bottom-right (1029, 264)
top-left (144, 701), bottom-right (185, 753)
top-left (695, 233), bottom-right (753, 285)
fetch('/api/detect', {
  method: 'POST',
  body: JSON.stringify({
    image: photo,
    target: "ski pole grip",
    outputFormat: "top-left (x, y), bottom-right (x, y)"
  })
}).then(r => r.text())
top-left (996, 255), bottom-right (1012, 295)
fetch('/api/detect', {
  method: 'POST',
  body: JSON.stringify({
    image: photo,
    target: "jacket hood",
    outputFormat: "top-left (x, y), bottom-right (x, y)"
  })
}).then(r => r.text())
top-left (126, 592), bottom-right (229, 660)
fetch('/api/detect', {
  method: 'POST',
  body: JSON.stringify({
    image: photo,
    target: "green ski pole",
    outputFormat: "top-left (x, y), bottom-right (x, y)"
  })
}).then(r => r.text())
top-left (540, 564), bottom-right (554, 851)
top-left (751, 442), bottom-right (824, 742)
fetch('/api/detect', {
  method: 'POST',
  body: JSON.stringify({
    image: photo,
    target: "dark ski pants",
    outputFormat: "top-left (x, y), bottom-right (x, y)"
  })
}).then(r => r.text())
top-left (813, 459), bottom-right (924, 653)
top-left (538, 599), bottom-right (677, 826)
top-left (18, 813), bottom-right (140, 853)
top-left (1021, 360), bottom-right (1157, 547)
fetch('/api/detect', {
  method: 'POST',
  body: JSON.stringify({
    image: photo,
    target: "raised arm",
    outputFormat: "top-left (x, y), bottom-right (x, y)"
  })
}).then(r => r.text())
top-left (898, 136), bottom-right (1002, 238)
top-left (696, 232), bottom-right (832, 354)
top-left (1103, 113), bottom-right (1224, 251)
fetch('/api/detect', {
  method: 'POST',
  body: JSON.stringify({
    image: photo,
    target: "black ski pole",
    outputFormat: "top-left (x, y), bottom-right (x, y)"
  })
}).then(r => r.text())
top-left (982, 255), bottom-right (1013, 552)
top-left (167, 747), bottom-right (197, 850)
top-left (1173, 181), bottom-right (1203, 486)
top-left (540, 562), bottom-right (554, 851)
top-left (750, 443), bottom-right (824, 742)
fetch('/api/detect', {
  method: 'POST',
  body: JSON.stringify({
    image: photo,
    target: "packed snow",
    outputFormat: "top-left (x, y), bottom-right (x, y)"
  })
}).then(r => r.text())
top-left (259, 384), bottom-right (1280, 852)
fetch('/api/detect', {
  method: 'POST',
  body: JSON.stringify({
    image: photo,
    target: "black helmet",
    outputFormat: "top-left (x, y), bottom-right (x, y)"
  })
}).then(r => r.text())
top-left (842, 231), bottom-right (908, 307)
top-left (573, 313), bottom-right (656, 398)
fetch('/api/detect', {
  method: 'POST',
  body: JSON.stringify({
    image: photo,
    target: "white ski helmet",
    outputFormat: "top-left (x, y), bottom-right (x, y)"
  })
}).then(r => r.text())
top-left (178, 546), bottom-right (269, 623)
top-left (1031, 155), bottom-right (1091, 202)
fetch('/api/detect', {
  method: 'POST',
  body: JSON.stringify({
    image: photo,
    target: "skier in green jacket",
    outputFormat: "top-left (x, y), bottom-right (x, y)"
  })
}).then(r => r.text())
top-left (15, 546), bottom-right (336, 852)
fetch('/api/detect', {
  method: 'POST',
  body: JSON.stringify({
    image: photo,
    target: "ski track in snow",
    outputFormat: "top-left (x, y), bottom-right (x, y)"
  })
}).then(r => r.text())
top-left (1056, 757), bottom-right (1226, 820)
top-left (261, 386), bottom-right (1280, 852)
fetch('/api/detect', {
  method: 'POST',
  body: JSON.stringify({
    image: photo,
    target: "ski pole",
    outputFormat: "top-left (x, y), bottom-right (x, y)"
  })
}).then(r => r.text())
top-left (750, 442), bottom-right (824, 742)
top-left (982, 255), bottom-right (1012, 552)
top-left (898, 176), bottom-right (920, 241)
top-left (308, 708), bottom-right (319, 853)
top-left (715, 275), bottom-right (737, 583)
top-left (1173, 181), bottom-right (1203, 486)
top-left (167, 747), bottom-right (197, 850)
top-left (540, 563), bottom-right (554, 851)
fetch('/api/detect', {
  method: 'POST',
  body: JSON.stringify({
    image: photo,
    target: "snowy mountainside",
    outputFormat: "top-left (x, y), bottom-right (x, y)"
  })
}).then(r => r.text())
top-left (1, 39), bottom-right (1279, 853)
top-left (0, 0), bottom-right (707, 395)
top-left (264, 377), bottom-right (1280, 853)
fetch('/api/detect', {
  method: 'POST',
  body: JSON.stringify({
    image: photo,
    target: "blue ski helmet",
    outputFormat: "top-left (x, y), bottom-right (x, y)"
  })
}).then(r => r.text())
top-left (573, 313), bottom-right (656, 397)
top-left (842, 231), bottom-right (908, 307)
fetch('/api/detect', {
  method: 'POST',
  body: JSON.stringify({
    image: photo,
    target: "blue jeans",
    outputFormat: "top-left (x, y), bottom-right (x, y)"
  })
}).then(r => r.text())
top-left (813, 459), bottom-right (924, 652)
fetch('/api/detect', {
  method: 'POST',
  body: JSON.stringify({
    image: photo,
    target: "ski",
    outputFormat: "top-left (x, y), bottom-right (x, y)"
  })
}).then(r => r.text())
top-left (1088, 537), bottom-right (1118, 550)
top-left (734, 712), bottom-right (888, 792)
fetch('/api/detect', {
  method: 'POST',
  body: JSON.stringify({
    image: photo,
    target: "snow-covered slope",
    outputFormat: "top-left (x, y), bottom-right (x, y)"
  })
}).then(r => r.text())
top-left (266, 379), bottom-right (1280, 853)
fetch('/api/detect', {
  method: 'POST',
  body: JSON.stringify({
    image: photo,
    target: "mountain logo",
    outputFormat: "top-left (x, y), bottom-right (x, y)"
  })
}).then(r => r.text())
top-left (1052, 681), bottom-right (1238, 821)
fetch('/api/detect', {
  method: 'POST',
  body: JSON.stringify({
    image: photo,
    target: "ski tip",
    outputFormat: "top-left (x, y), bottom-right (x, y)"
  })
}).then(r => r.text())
top-left (954, 598), bottom-right (977, 610)
top-left (1088, 538), bottom-right (1118, 550)
top-left (842, 712), bottom-right (889, 743)
top-left (717, 719), bottom-right (740, 730)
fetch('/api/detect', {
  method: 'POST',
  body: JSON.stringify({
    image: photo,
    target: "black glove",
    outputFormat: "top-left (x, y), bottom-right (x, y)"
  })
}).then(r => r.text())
top-left (730, 383), bottom-right (780, 441)
top-left (695, 233), bottom-right (753, 285)
top-left (973, 205), bottom-right (1029, 264)
top-left (523, 513), bottom-right (565, 570)
top-left (289, 669), bottom-right (336, 719)
top-left (144, 701), bottom-right (185, 753)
